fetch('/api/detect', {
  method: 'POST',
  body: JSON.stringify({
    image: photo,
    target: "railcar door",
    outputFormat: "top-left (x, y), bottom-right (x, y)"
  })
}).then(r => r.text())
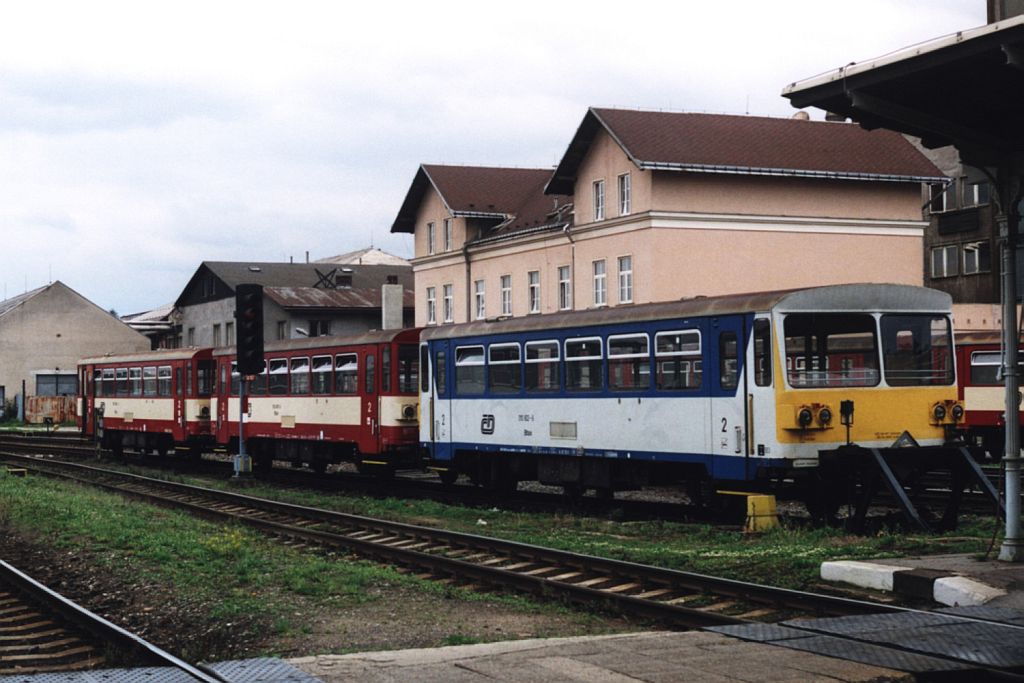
top-left (710, 315), bottom-right (749, 479)
top-left (363, 349), bottom-right (378, 453)
top-left (427, 340), bottom-right (453, 462)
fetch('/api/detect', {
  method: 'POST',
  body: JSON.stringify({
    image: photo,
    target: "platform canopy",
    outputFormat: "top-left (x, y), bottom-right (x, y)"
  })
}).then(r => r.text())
top-left (782, 16), bottom-right (1024, 168)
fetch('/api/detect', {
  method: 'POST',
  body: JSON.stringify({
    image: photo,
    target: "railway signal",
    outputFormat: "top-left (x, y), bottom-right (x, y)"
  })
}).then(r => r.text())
top-left (235, 284), bottom-right (265, 375)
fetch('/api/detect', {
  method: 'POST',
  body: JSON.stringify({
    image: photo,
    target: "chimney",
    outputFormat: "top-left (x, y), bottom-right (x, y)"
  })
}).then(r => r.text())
top-left (381, 279), bottom-right (404, 330)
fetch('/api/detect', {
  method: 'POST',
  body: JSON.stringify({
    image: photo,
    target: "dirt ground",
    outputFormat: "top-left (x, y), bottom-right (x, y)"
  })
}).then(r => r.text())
top-left (0, 528), bottom-right (641, 661)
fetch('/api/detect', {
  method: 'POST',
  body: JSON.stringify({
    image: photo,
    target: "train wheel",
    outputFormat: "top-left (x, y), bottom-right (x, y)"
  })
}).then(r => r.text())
top-left (562, 484), bottom-right (586, 502)
top-left (438, 468), bottom-right (458, 485)
top-left (310, 460), bottom-right (328, 475)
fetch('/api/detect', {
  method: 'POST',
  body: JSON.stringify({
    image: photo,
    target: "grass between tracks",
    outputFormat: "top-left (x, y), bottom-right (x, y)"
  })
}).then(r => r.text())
top-left (105, 463), bottom-right (1003, 590)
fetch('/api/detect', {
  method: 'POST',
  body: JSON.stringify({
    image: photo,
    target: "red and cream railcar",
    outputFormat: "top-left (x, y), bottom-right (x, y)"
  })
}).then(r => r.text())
top-left (77, 348), bottom-right (217, 456)
top-left (212, 328), bottom-right (421, 473)
top-left (955, 330), bottom-right (1023, 457)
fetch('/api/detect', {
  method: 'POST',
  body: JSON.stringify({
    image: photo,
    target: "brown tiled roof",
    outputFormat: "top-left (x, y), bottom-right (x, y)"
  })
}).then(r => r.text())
top-left (265, 285), bottom-right (414, 311)
top-left (390, 165), bottom-right (570, 234)
top-left (547, 108), bottom-right (946, 194)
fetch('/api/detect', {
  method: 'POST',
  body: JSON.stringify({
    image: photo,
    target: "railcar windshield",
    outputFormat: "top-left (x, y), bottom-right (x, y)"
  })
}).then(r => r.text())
top-left (880, 314), bottom-right (954, 386)
top-left (784, 314), bottom-right (879, 387)
top-left (397, 344), bottom-right (419, 394)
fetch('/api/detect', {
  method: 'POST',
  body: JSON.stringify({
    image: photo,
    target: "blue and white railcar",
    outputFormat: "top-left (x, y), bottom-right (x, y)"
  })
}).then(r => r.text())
top-left (418, 284), bottom-right (962, 498)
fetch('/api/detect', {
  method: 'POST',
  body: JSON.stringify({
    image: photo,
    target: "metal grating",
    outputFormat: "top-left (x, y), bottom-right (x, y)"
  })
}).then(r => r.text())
top-left (207, 658), bottom-right (322, 682)
top-left (781, 635), bottom-right (974, 673)
top-left (938, 605), bottom-right (1024, 626)
top-left (0, 668), bottom-right (197, 683)
top-left (707, 623), bottom-right (818, 642)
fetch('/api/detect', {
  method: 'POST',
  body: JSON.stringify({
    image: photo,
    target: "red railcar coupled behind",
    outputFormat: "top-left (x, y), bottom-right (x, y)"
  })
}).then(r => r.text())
top-left (77, 347), bottom-right (216, 456)
top-left (955, 330), bottom-right (1024, 457)
top-left (212, 328), bottom-right (421, 472)
top-left (77, 329), bottom-right (422, 473)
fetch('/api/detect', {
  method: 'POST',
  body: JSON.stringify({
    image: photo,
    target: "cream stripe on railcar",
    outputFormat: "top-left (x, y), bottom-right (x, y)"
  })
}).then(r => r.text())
top-left (379, 396), bottom-right (419, 428)
top-left (226, 396), bottom-right (361, 427)
top-left (99, 398), bottom-right (175, 422)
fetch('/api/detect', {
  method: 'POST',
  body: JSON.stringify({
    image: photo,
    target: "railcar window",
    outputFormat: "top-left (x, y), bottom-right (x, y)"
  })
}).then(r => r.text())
top-left (230, 362), bottom-right (240, 395)
top-left (565, 338), bottom-right (603, 392)
top-left (157, 366), bottom-right (172, 397)
top-left (198, 360), bottom-right (214, 396)
top-left (753, 319), bottom-right (772, 387)
top-left (488, 343), bottom-right (521, 394)
top-left (129, 368), bottom-right (142, 396)
top-left (420, 345), bottom-right (430, 394)
top-left (115, 368), bottom-right (128, 396)
top-left (525, 340), bottom-right (560, 392)
top-left (608, 334), bottom-right (649, 391)
top-left (290, 357), bottom-right (310, 394)
top-left (435, 351), bottom-right (447, 397)
top-left (655, 330), bottom-right (701, 390)
top-left (968, 351), bottom-right (1020, 385)
top-left (312, 355), bottom-right (333, 394)
top-left (335, 354), bottom-right (357, 394)
top-left (719, 333), bottom-right (738, 390)
top-left (366, 354), bottom-right (376, 394)
top-left (101, 368), bottom-right (115, 397)
top-left (881, 315), bottom-right (954, 386)
top-left (455, 345), bottom-right (485, 395)
top-left (398, 344), bottom-right (419, 394)
top-left (249, 366), bottom-right (268, 395)
top-left (176, 368), bottom-right (183, 397)
top-left (143, 367), bottom-right (158, 397)
top-left (784, 314), bottom-right (879, 387)
top-left (381, 347), bottom-right (391, 392)
top-left (267, 359), bottom-right (288, 395)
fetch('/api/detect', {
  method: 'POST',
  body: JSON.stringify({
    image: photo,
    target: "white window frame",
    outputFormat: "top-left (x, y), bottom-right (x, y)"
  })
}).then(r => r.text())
top-left (618, 172), bottom-right (631, 215)
top-left (931, 244), bottom-right (959, 278)
top-left (528, 270), bottom-right (540, 314)
top-left (963, 241), bottom-right (990, 275)
top-left (557, 265), bottom-right (571, 310)
top-left (442, 283), bottom-right (453, 323)
top-left (607, 333), bottom-right (649, 391)
top-left (426, 286), bottom-right (437, 325)
top-left (443, 218), bottom-right (453, 252)
top-left (500, 274), bottom-right (512, 316)
top-left (593, 259), bottom-right (607, 307)
top-left (593, 179), bottom-right (605, 221)
top-left (617, 255), bottom-right (633, 303)
top-left (427, 221), bottom-right (436, 255)
top-left (474, 279), bottom-right (486, 320)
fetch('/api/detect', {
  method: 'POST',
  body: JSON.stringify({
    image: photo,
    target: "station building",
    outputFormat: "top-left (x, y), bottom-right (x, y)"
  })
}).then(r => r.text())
top-left (392, 107), bottom-right (946, 327)
top-left (0, 281), bottom-right (149, 420)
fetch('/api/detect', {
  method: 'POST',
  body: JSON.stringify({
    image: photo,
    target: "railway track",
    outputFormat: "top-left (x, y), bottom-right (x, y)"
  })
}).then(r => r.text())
top-left (0, 559), bottom-right (223, 680)
top-left (2, 454), bottom-right (909, 630)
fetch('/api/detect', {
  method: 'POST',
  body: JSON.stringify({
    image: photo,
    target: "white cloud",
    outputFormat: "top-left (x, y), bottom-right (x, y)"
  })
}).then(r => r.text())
top-left (0, 0), bottom-right (985, 313)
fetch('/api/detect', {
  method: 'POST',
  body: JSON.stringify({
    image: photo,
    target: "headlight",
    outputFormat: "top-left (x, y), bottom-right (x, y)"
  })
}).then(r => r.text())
top-left (933, 404), bottom-right (947, 421)
top-left (951, 404), bottom-right (964, 422)
top-left (798, 407), bottom-right (813, 427)
top-left (818, 407), bottom-right (833, 425)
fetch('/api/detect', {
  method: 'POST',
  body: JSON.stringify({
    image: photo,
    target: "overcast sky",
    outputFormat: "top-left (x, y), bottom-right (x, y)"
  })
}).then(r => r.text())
top-left (0, 1), bottom-right (985, 315)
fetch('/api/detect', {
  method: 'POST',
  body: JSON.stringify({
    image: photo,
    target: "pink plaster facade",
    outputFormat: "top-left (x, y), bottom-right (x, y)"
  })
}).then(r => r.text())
top-left (408, 129), bottom-right (930, 327)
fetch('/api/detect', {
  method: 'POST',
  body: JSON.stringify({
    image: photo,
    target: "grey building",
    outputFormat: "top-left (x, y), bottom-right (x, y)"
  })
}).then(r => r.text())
top-left (174, 261), bottom-right (414, 348)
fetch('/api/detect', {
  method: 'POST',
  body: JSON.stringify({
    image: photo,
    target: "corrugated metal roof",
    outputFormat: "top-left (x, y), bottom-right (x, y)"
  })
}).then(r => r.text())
top-left (0, 284), bottom-right (48, 319)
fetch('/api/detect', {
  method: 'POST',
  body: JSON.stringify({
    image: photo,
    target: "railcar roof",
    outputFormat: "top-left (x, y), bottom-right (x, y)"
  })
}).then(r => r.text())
top-left (420, 284), bottom-right (952, 341)
top-left (212, 327), bottom-right (420, 357)
top-left (80, 347), bottom-right (211, 365)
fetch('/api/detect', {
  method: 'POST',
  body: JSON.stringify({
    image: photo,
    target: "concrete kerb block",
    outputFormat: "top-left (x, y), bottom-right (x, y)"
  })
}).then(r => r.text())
top-left (933, 576), bottom-right (1007, 607)
top-left (820, 560), bottom-right (911, 592)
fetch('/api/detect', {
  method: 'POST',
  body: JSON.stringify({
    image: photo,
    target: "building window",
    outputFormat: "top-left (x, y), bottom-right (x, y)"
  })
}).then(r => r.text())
top-left (963, 180), bottom-right (991, 207)
top-left (36, 373), bottom-right (77, 397)
top-left (929, 182), bottom-right (955, 213)
top-left (558, 265), bottom-right (571, 310)
top-left (618, 255), bottom-right (633, 303)
top-left (963, 241), bottom-right (991, 275)
top-left (593, 179), bottom-right (605, 221)
top-left (474, 279), bottom-right (486, 320)
top-left (187, 327), bottom-right (195, 346)
top-left (212, 323), bottom-right (221, 347)
top-left (618, 173), bottom-right (631, 215)
top-left (225, 322), bottom-right (234, 344)
top-left (443, 218), bottom-right (453, 252)
top-left (500, 275), bottom-right (511, 316)
top-left (426, 287), bottom-right (437, 324)
top-left (442, 284), bottom-right (453, 323)
top-left (931, 244), bottom-right (959, 278)
top-left (593, 259), bottom-right (607, 306)
top-left (276, 320), bottom-right (288, 340)
top-left (309, 320), bottom-right (331, 337)
top-left (528, 271), bottom-right (540, 314)
top-left (427, 222), bottom-right (436, 255)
